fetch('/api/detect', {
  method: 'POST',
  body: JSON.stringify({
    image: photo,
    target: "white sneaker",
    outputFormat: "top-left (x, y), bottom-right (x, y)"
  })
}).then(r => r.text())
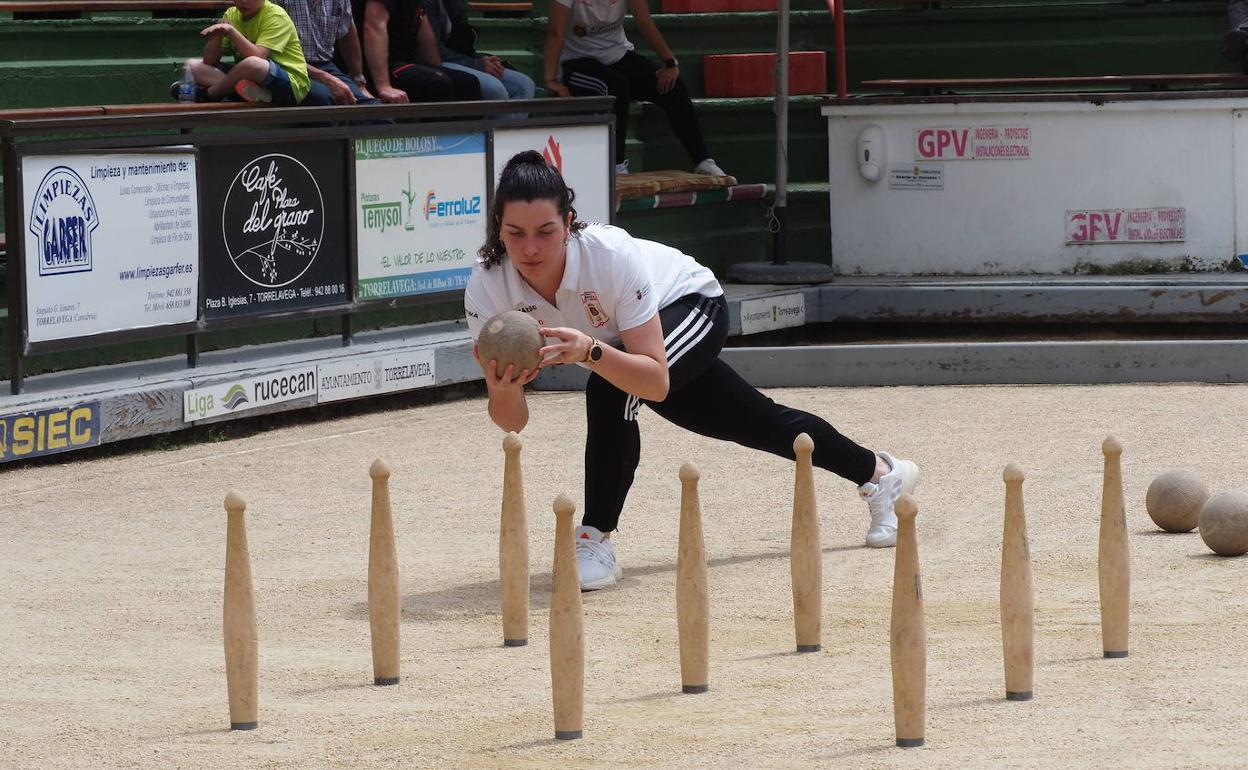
top-left (693, 158), bottom-right (734, 181)
top-left (857, 452), bottom-right (921, 548)
top-left (615, 160), bottom-right (630, 175)
top-left (574, 525), bottom-right (622, 591)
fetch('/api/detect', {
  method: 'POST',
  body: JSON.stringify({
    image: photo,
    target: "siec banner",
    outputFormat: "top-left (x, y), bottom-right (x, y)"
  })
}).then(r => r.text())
top-left (183, 366), bottom-right (317, 422)
top-left (0, 402), bottom-right (100, 463)
top-left (492, 125), bottom-right (611, 224)
top-left (200, 141), bottom-right (349, 319)
top-left (355, 133), bottom-right (486, 300)
top-left (22, 151), bottom-right (199, 344)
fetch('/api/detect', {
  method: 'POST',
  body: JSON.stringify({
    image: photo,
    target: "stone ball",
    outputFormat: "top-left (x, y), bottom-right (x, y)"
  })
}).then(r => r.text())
top-left (1144, 470), bottom-right (1208, 533)
top-left (477, 310), bottom-right (543, 373)
top-left (1198, 490), bottom-right (1248, 557)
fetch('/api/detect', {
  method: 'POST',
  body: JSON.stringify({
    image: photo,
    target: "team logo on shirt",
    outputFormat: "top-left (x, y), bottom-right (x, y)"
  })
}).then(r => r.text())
top-left (581, 291), bottom-right (608, 328)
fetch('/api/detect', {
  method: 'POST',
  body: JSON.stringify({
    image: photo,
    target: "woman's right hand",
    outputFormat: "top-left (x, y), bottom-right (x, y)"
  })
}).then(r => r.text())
top-left (474, 343), bottom-right (541, 391)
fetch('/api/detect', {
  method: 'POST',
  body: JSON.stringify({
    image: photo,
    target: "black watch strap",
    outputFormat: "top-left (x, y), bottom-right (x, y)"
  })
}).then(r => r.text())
top-left (663, 58), bottom-right (678, 69)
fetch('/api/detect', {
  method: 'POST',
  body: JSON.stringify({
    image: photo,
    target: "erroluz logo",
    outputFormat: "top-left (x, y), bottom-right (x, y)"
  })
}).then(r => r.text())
top-left (222, 384), bottom-right (249, 410)
top-left (29, 166), bottom-right (99, 277)
top-left (423, 190), bottom-right (482, 220)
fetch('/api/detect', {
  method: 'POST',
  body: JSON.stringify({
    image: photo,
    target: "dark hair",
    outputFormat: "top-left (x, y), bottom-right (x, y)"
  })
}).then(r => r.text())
top-left (478, 150), bottom-right (586, 268)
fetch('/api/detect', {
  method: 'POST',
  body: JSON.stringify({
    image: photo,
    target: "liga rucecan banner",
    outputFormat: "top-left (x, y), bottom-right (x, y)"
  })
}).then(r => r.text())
top-left (200, 140), bottom-right (349, 320)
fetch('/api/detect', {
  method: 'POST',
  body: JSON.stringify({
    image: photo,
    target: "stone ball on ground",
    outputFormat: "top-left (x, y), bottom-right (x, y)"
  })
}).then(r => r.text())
top-left (1144, 470), bottom-right (1209, 533)
top-left (477, 310), bottom-right (543, 373)
top-left (1198, 490), bottom-right (1248, 557)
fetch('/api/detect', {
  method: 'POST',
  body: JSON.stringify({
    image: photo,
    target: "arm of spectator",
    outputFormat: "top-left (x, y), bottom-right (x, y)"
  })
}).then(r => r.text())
top-left (201, 27), bottom-right (224, 65)
top-left (416, 15), bottom-right (442, 66)
top-left (542, 1), bottom-right (571, 97)
top-left (308, 63), bottom-right (357, 104)
top-left (364, 0), bottom-right (409, 103)
top-left (628, 0), bottom-right (679, 94)
top-left (338, 22), bottom-right (375, 98)
top-left (223, 23), bottom-right (270, 60)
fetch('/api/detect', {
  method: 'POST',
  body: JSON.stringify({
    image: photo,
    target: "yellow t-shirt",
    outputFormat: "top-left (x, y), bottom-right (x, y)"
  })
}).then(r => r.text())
top-left (223, 1), bottom-right (310, 103)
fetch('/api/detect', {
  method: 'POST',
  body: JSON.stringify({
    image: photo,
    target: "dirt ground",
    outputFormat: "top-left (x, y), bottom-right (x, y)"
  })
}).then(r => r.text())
top-left (2, 384), bottom-right (1247, 769)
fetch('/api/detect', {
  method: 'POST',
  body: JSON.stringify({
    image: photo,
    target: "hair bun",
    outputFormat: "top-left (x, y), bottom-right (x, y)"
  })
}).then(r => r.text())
top-left (503, 149), bottom-right (547, 172)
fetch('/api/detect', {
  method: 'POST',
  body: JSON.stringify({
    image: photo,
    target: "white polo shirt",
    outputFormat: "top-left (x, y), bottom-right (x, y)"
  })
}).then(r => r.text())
top-left (464, 223), bottom-right (722, 347)
top-left (553, 0), bottom-right (633, 66)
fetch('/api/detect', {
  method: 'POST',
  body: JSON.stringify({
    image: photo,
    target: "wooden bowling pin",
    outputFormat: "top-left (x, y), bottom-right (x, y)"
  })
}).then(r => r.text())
top-left (550, 495), bottom-right (584, 740)
top-left (676, 463), bottom-right (709, 694)
top-left (500, 433), bottom-right (530, 647)
top-left (223, 491), bottom-right (258, 730)
top-left (1001, 464), bottom-right (1034, 701)
top-left (890, 494), bottom-right (925, 748)
top-left (1098, 436), bottom-right (1130, 658)
top-left (368, 459), bottom-right (400, 685)
top-left (790, 433), bottom-right (821, 653)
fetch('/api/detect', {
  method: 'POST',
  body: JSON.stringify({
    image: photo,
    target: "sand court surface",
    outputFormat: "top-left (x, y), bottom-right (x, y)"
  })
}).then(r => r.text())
top-left (2, 383), bottom-right (1246, 769)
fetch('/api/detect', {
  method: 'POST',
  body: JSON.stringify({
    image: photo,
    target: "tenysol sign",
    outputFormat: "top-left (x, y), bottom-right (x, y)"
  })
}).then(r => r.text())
top-left (355, 133), bottom-right (486, 300)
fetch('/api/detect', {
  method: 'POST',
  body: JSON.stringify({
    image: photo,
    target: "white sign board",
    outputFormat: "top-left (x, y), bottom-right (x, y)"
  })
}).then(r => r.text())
top-left (740, 294), bottom-right (806, 335)
top-left (183, 366), bottom-right (317, 422)
top-left (355, 134), bottom-right (486, 300)
top-left (317, 351), bottom-right (436, 403)
top-left (22, 150), bottom-right (199, 343)
top-left (1065, 207), bottom-right (1186, 244)
top-left (889, 163), bottom-right (944, 191)
top-left (492, 125), bottom-right (611, 224)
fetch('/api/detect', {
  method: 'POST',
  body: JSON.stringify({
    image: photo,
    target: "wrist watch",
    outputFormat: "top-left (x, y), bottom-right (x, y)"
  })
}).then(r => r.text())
top-left (663, 58), bottom-right (679, 69)
top-left (586, 338), bottom-right (603, 364)
top-left (353, 74), bottom-right (367, 85)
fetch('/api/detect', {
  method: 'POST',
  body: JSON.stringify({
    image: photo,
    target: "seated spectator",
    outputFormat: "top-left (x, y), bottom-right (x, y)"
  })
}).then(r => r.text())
top-left (420, 0), bottom-right (535, 118)
top-left (1227, 0), bottom-right (1248, 72)
top-left (543, 0), bottom-right (729, 178)
top-left (357, 0), bottom-right (482, 104)
top-left (277, 0), bottom-right (379, 106)
top-left (181, 0), bottom-right (311, 105)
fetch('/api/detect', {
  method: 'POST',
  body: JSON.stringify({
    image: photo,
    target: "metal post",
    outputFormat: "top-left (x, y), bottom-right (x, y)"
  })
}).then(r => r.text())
top-left (724, 0), bottom-right (834, 285)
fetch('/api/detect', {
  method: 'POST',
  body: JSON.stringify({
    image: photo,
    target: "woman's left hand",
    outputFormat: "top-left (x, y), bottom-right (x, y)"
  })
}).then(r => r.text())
top-left (656, 65), bottom-right (679, 94)
top-left (538, 326), bottom-right (593, 365)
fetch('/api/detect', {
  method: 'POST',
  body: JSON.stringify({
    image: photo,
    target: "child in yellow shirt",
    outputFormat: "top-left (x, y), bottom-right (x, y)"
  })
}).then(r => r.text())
top-left (181, 0), bottom-right (311, 104)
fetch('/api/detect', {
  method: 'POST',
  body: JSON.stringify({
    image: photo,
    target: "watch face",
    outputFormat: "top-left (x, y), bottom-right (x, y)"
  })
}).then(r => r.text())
top-left (589, 342), bottom-right (603, 361)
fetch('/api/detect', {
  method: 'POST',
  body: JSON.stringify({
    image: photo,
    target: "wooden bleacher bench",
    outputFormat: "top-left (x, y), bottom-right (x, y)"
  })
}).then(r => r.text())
top-left (465, 1), bottom-right (531, 15)
top-left (861, 73), bottom-right (1248, 95)
top-left (614, 169), bottom-right (766, 214)
top-left (0, 0), bottom-right (227, 18)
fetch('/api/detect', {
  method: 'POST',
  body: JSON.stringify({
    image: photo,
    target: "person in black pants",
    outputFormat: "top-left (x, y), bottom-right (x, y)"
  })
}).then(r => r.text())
top-left (543, 0), bottom-right (731, 179)
top-left (358, 0), bottom-right (481, 104)
top-left (466, 152), bottom-right (920, 591)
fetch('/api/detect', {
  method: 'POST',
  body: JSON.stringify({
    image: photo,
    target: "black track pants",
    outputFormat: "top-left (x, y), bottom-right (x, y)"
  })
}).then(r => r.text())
top-left (581, 294), bottom-right (877, 532)
top-left (561, 50), bottom-right (710, 165)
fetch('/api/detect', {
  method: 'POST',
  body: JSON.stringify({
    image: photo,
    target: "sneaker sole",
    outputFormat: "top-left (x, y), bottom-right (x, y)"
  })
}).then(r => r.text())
top-left (580, 564), bottom-right (623, 592)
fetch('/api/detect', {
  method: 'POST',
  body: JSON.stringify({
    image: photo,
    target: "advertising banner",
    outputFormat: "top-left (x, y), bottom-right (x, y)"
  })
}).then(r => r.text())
top-left (317, 350), bottom-right (436, 403)
top-left (0, 402), bottom-right (100, 462)
top-left (22, 150), bottom-right (198, 343)
top-left (355, 133), bottom-right (486, 300)
top-left (492, 125), bottom-right (611, 224)
top-left (201, 141), bottom-right (349, 319)
top-left (183, 366), bottom-right (318, 422)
